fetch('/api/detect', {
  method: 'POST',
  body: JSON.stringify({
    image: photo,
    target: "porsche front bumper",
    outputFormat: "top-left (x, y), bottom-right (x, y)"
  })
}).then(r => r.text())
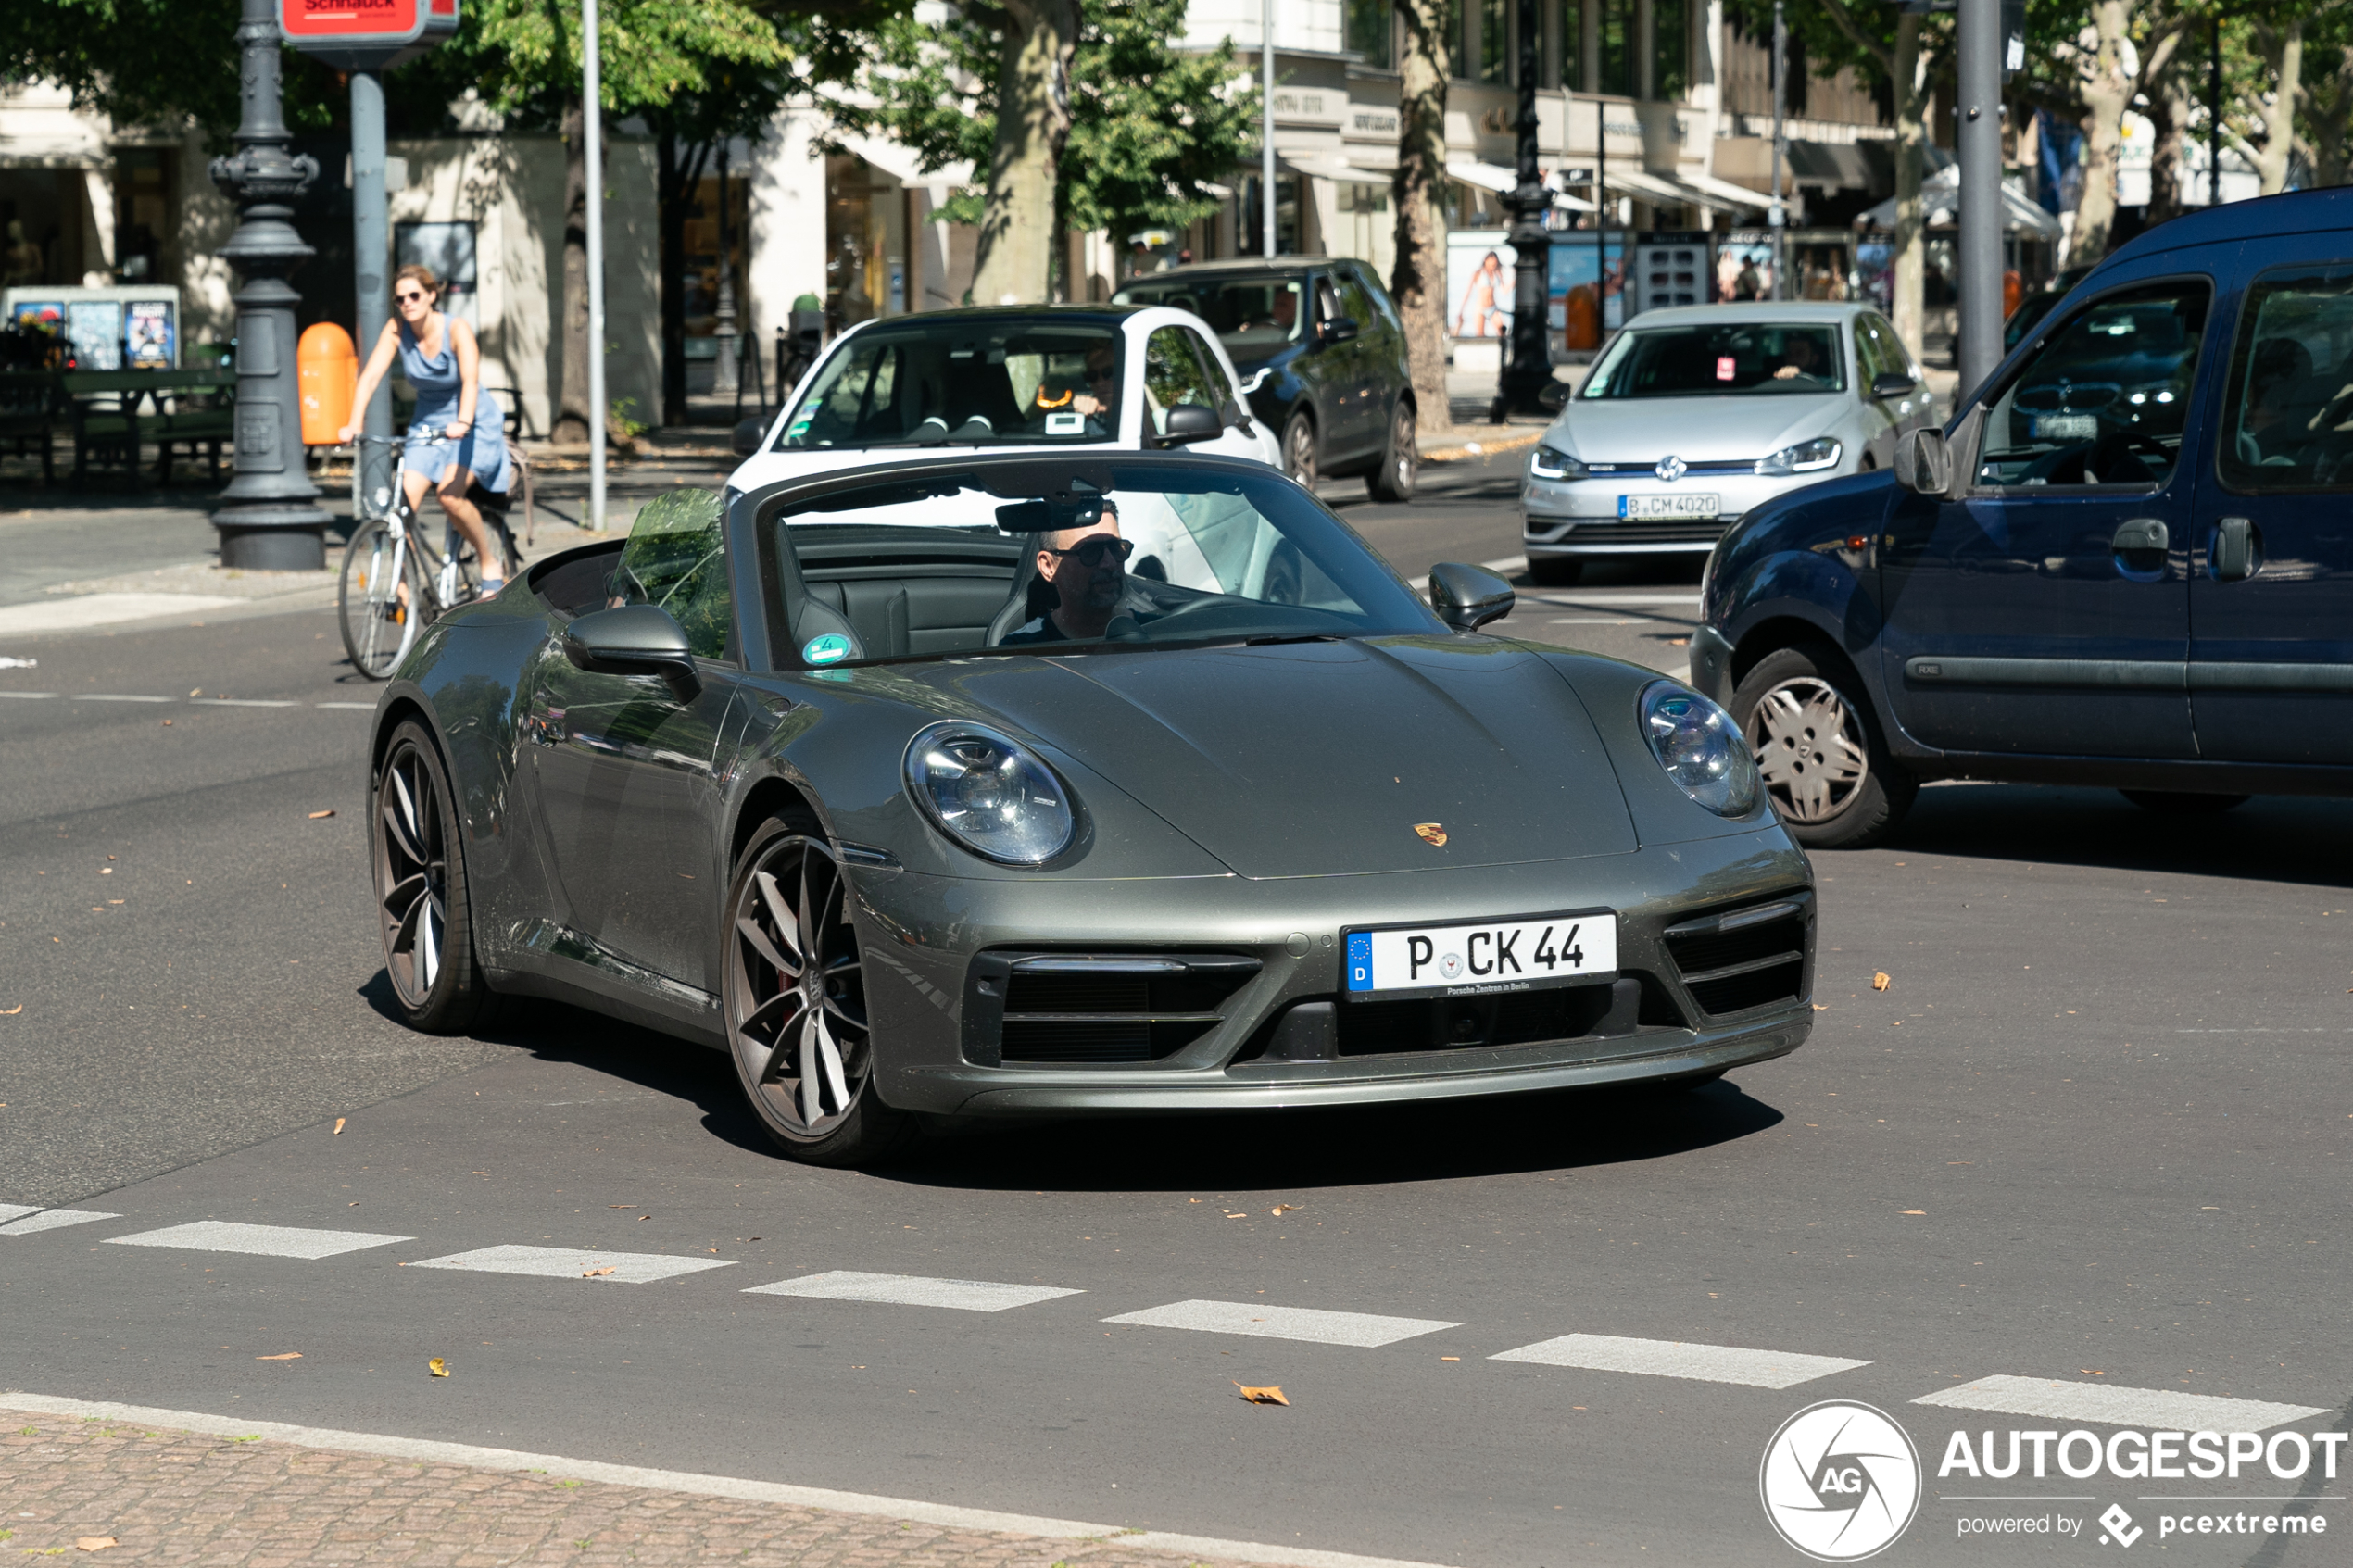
top-left (849, 825), bottom-right (1813, 1117)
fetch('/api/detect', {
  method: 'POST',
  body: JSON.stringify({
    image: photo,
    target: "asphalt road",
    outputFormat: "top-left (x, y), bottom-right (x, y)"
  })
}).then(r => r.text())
top-left (3, 450), bottom-right (2348, 1567)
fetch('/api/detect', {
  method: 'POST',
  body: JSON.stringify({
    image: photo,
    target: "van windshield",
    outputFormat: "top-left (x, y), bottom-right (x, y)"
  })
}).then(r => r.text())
top-left (776, 320), bottom-right (1123, 450)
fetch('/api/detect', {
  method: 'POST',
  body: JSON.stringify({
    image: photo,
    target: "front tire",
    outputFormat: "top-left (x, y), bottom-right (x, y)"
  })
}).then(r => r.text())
top-left (724, 818), bottom-right (912, 1167)
top-left (1730, 644), bottom-right (1915, 848)
top-left (1366, 401), bottom-right (1418, 501)
top-left (1282, 411), bottom-right (1319, 487)
top-left (372, 721), bottom-right (498, 1032)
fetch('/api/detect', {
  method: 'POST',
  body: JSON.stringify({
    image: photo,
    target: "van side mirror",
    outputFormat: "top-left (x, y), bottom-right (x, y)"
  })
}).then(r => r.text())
top-left (1428, 561), bottom-right (1516, 633)
top-left (563, 604), bottom-right (702, 703)
top-left (1893, 427), bottom-right (1953, 496)
top-left (1154, 403), bottom-right (1223, 447)
top-left (1318, 316), bottom-right (1361, 346)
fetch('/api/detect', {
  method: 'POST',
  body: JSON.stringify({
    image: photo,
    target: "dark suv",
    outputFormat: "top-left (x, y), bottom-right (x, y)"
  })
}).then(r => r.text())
top-left (1694, 187), bottom-right (2353, 847)
top-left (1115, 257), bottom-right (1419, 500)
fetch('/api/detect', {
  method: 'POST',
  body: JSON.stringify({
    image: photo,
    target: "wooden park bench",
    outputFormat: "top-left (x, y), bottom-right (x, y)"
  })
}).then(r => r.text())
top-left (62, 367), bottom-right (237, 486)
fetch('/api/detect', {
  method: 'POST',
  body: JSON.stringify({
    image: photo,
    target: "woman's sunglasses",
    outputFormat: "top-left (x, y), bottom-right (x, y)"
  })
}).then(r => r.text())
top-left (1044, 535), bottom-right (1134, 567)
top-left (395, 290), bottom-right (429, 303)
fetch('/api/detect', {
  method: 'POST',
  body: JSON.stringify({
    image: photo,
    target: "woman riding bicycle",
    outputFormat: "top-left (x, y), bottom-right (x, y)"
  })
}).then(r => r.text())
top-left (338, 263), bottom-right (515, 595)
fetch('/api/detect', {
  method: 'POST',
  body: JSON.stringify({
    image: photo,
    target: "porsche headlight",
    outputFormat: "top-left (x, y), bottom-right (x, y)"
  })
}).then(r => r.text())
top-left (1529, 444), bottom-right (1588, 481)
top-left (1639, 682), bottom-right (1759, 817)
top-left (1756, 437), bottom-right (1843, 476)
top-left (903, 722), bottom-right (1076, 865)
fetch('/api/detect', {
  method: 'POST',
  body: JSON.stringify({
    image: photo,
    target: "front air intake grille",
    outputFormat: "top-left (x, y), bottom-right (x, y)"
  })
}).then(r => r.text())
top-left (1584, 519), bottom-right (1730, 545)
top-left (968, 952), bottom-right (1263, 1065)
top-left (1336, 982), bottom-right (1621, 1057)
top-left (1661, 895), bottom-right (1810, 1019)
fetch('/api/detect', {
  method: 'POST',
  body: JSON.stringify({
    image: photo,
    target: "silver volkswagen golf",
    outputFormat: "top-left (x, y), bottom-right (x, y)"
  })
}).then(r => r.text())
top-left (1520, 302), bottom-right (1936, 585)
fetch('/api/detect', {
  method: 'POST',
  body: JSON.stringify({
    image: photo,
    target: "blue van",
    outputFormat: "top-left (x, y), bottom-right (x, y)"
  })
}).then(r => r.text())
top-left (1691, 189), bottom-right (2353, 847)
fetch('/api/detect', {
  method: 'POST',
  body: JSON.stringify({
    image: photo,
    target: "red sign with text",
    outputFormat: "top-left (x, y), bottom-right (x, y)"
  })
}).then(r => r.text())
top-left (280, 0), bottom-right (454, 68)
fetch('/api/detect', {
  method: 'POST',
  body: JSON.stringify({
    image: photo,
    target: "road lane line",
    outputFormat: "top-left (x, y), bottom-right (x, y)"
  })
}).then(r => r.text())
top-left (316, 701), bottom-right (377, 709)
top-left (0, 691), bottom-right (58, 698)
top-left (106, 1221), bottom-right (412, 1259)
top-left (192, 698), bottom-right (299, 708)
top-left (1490, 1332), bottom-right (1869, 1389)
top-left (746, 1270), bottom-right (1084, 1312)
top-left (73, 694), bottom-right (176, 703)
top-left (1913, 1374), bottom-right (2329, 1432)
top-left (0, 1393), bottom-right (1458, 1568)
top-left (0, 1208), bottom-right (120, 1236)
top-left (410, 1244), bottom-right (736, 1285)
top-left (1101, 1298), bottom-right (1458, 1348)
top-left (1547, 617), bottom-right (1660, 624)
top-left (0, 1204), bottom-right (39, 1223)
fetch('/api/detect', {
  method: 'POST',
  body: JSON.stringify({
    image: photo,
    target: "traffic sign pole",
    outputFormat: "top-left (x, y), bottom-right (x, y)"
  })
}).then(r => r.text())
top-left (351, 69), bottom-right (393, 517)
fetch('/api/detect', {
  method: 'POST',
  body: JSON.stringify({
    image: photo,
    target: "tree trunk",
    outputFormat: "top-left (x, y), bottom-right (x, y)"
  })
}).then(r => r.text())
top-left (2145, 73), bottom-right (2189, 227)
top-left (2070, 0), bottom-right (2133, 268)
top-left (973, 0), bottom-right (1078, 306)
top-left (1892, 17), bottom-right (1930, 366)
top-left (557, 99), bottom-right (593, 447)
top-left (1390, 0), bottom-right (1452, 435)
top-left (2244, 20), bottom-right (2305, 195)
top-left (2309, 45), bottom-right (2353, 189)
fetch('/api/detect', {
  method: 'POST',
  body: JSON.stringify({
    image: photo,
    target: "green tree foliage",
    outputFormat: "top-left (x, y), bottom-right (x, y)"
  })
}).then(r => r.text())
top-left (839, 0), bottom-right (1258, 288)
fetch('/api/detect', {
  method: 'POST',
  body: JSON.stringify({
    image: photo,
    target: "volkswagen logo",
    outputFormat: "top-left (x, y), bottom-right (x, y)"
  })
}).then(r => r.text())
top-left (1655, 454), bottom-right (1688, 483)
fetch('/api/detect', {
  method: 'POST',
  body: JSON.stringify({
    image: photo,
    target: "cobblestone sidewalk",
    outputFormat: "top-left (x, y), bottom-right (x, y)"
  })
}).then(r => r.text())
top-left (0, 1410), bottom-right (1273, 1568)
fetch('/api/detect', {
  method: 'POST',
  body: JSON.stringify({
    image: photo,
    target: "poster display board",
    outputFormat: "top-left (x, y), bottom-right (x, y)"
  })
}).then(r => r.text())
top-left (2, 285), bottom-right (181, 369)
top-left (1448, 231), bottom-right (1628, 355)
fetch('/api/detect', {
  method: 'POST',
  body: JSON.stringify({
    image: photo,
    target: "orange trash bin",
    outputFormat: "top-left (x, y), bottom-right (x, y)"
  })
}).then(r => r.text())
top-left (297, 322), bottom-right (359, 445)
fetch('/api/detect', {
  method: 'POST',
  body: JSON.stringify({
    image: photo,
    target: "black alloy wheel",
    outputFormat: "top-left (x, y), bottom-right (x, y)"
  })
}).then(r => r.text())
top-left (1730, 644), bottom-right (1916, 849)
top-left (1282, 411), bottom-right (1319, 487)
top-left (1367, 400), bottom-right (1418, 502)
top-left (724, 819), bottom-right (911, 1166)
top-left (372, 721), bottom-right (498, 1031)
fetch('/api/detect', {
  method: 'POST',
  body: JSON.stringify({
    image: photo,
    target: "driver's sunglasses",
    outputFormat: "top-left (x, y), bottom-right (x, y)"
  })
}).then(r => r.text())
top-left (1087, 367), bottom-right (1115, 384)
top-left (395, 289), bottom-right (428, 303)
top-left (1045, 535), bottom-right (1135, 567)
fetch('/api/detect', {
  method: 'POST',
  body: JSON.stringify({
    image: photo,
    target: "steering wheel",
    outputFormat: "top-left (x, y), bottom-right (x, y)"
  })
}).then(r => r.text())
top-left (2085, 428), bottom-right (2172, 484)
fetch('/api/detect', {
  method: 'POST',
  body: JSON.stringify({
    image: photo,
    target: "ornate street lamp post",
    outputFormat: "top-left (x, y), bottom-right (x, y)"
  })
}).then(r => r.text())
top-left (209, 0), bottom-right (331, 571)
top-left (1495, 0), bottom-right (1554, 418)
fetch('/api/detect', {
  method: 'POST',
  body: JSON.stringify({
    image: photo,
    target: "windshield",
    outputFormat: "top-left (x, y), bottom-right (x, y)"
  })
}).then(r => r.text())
top-left (1582, 322), bottom-right (1847, 398)
top-left (776, 320), bottom-right (1123, 451)
top-left (1115, 276), bottom-right (1306, 358)
top-left (771, 463), bottom-right (1442, 666)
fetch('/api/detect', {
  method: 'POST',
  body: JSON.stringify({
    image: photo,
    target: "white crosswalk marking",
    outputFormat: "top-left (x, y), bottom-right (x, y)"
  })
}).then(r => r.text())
top-left (746, 1270), bottom-right (1083, 1312)
top-left (1101, 1299), bottom-right (1459, 1348)
top-left (410, 1245), bottom-right (736, 1285)
top-left (0, 1208), bottom-right (120, 1236)
top-left (106, 1221), bottom-right (411, 1259)
top-left (1913, 1375), bottom-right (2331, 1432)
top-left (1490, 1333), bottom-right (1869, 1389)
top-left (0, 1204), bottom-right (38, 1223)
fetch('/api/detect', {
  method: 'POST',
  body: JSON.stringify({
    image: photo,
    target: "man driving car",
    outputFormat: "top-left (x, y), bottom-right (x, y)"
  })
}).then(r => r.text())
top-left (999, 501), bottom-right (1145, 645)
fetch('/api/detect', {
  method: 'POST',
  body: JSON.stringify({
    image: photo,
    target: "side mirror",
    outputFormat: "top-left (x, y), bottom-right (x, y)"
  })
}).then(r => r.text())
top-left (1428, 561), bottom-right (1516, 633)
top-left (1154, 403), bottom-right (1223, 447)
top-left (1870, 371), bottom-right (1917, 400)
top-left (1893, 427), bottom-right (1953, 496)
top-left (1537, 381), bottom-right (1571, 412)
top-left (1318, 315), bottom-right (1361, 346)
top-left (563, 604), bottom-right (702, 703)
top-left (731, 416), bottom-right (767, 456)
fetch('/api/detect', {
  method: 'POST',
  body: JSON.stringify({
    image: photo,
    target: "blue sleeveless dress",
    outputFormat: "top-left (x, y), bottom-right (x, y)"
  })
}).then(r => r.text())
top-left (397, 319), bottom-right (512, 494)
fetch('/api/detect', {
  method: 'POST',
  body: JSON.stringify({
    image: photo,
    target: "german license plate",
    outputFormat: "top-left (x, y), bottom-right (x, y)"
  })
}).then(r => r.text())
top-left (1618, 493), bottom-right (1719, 520)
top-left (1344, 913), bottom-right (1618, 999)
top-left (2034, 413), bottom-right (2098, 441)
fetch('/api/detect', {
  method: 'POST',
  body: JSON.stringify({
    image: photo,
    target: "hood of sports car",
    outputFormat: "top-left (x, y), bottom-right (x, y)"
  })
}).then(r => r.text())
top-left (943, 636), bottom-right (1638, 879)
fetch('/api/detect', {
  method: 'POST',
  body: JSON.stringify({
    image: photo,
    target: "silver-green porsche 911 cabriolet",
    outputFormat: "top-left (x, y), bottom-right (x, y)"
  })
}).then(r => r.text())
top-left (368, 452), bottom-right (1814, 1164)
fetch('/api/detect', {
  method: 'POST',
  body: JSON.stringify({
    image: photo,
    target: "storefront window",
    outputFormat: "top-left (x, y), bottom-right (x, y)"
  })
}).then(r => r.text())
top-left (1560, 0), bottom-right (1582, 92)
top-left (1347, 0), bottom-right (1391, 69)
top-left (1654, 0), bottom-right (1687, 98)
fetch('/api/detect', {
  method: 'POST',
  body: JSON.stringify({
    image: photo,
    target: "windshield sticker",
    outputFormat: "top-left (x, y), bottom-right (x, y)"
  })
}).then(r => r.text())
top-left (803, 633), bottom-right (853, 666)
top-left (1045, 411), bottom-right (1085, 435)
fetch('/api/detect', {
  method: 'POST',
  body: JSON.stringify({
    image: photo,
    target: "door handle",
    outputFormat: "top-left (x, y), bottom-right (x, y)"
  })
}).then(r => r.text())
top-left (2210, 516), bottom-right (2258, 582)
top-left (2110, 518), bottom-right (2169, 553)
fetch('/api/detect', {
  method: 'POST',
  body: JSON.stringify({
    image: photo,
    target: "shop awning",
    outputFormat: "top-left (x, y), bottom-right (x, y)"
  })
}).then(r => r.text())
top-left (1281, 153), bottom-right (1594, 211)
top-left (1677, 171), bottom-right (1775, 211)
top-left (1565, 164), bottom-right (1751, 216)
top-left (1856, 165), bottom-right (2062, 237)
top-left (1786, 140), bottom-right (1881, 191)
top-left (828, 131), bottom-right (975, 192)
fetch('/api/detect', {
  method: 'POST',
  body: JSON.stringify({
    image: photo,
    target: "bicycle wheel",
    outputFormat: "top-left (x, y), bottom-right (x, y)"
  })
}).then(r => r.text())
top-left (339, 520), bottom-right (424, 680)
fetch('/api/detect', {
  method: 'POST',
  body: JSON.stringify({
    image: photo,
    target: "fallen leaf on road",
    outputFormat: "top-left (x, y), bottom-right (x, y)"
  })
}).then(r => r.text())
top-left (333, 1118), bottom-right (346, 1135)
top-left (583, 1266), bottom-right (617, 1277)
top-left (636, 1214), bottom-right (651, 1222)
top-left (2082, 1370), bottom-right (2105, 1375)
top-left (428, 1358), bottom-right (449, 1377)
top-left (1271, 1203), bottom-right (1302, 1215)
top-left (1901, 1210), bottom-right (1926, 1215)
top-left (257, 1352), bottom-right (301, 1361)
top-left (189, 688), bottom-right (200, 696)
top-left (1223, 1211), bottom-right (1247, 1219)
top-left (1872, 972), bottom-right (1891, 990)
top-left (1812, 1003), bottom-right (1828, 1011)
top-left (1233, 1383), bottom-right (1289, 1406)
top-left (608, 1205), bottom-right (636, 1210)
top-left (0, 1006), bottom-right (19, 1016)
top-left (74, 1537), bottom-right (117, 1552)
top-left (160, 720), bottom-right (170, 726)
top-left (308, 809), bottom-right (335, 820)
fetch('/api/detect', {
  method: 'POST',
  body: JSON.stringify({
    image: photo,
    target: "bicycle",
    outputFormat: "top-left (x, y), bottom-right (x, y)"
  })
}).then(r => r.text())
top-left (337, 433), bottom-right (531, 680)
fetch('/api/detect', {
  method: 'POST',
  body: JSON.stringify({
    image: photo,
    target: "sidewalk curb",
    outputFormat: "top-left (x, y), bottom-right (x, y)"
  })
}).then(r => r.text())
top-left (0, 1394), bottom-right (1459, 1568)
top-left (1420, 427), bottom-right (1543, 465)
